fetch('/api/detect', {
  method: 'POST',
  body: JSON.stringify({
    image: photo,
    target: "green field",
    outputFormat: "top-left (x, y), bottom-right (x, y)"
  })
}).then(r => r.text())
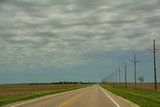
top-left (101, 84), bottom-right (160, 107)
top-left (0, 84), bottom-right (89, 106)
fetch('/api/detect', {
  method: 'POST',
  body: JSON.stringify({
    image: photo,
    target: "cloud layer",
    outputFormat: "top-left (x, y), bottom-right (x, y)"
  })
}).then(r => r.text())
top-left (0, 0), bottom-right (160, 72)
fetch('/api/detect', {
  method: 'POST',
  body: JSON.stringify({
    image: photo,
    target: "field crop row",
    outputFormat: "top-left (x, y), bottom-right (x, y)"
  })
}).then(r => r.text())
top-left (0, 84), bottom-right (89, 106)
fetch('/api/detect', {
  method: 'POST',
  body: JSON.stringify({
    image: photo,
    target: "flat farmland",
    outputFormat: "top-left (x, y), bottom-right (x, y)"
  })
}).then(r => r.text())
top-left (0, 84), bottom-right (89, 106)
top-left (116, 83), bottom-right (160, 90)
top-left (101, 84), bottom-right (160, 107)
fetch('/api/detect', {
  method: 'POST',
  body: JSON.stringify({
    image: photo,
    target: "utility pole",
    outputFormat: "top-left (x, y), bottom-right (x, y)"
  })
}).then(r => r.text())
top-left (115, 70), bottom-right (118, 84)
top-left (110, 74), bottom-right (112, 84)
top-left (131, 54), bottom-right (139, 90)
top-left (109, 74), bottom-right (112, 84)
top-left (148, 39), bottom-right (159, 90)
top-left (108, 75), bottom-right (109, 83)
top-left (112, 72), bottom-right (114, 85)
top-left (119, 67), bottom-right (121, 84)
top-left (124, 62), bottom-right (127, 88)
top-left (106, 77), bottom-right (109, 84)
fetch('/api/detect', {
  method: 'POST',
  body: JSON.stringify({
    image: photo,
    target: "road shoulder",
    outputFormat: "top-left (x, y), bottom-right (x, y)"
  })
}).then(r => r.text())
top-left (101, 86), bottom-right (139, 107)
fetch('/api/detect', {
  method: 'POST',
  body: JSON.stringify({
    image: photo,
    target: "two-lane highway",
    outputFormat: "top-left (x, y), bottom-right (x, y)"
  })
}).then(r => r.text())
top-left (59, 85), bottom-right (117, 107)
top-left (5, 85), bottom-right (138, 107)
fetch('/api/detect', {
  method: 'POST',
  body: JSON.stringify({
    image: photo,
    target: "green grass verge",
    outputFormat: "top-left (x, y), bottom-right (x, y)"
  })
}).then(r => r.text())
top-left (101, 84), bottom-right (160, 107)
top-left (0, 84), bottom-right (89, 106)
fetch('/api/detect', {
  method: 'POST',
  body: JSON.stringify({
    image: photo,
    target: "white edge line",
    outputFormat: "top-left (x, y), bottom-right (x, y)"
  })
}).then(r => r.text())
top-left (100, 86), bottom-right (120, 107)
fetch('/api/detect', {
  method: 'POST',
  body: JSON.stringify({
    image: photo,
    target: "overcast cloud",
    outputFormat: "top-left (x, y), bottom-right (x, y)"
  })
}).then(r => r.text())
top-left (0, 0), bottom-right (160, 75)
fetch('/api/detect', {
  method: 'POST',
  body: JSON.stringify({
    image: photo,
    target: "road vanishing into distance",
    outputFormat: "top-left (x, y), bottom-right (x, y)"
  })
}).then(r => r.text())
top-left (5, 85), bottom-right (137, 107)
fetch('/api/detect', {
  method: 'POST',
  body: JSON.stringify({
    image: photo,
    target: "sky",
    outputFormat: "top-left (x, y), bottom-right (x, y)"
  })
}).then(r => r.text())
top-left (0, 0), bottom-right (160, 83)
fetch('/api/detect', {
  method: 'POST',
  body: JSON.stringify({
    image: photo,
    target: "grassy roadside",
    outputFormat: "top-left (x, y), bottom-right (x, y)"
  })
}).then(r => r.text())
top-left (101, 84), bottom-right (160, 107)
top-left (0, 84), bottom-right (90, 106)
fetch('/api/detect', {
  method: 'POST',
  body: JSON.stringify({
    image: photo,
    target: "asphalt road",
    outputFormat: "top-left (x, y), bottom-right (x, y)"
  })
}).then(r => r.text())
top-left (5, 85), bottom-right (138, 107)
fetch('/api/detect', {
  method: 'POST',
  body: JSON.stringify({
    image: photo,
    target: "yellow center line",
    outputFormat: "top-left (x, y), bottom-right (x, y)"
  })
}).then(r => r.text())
top-left (58, 89), bottom-right (89, 107)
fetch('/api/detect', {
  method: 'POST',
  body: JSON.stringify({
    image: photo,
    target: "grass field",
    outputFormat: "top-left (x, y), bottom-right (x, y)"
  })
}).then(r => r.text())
top-left (0, 84), bottom-right (89, 106)
top-left (114, 83), bottom-right (160, 90)
top-left (101, 84), bottom-right (160, 107)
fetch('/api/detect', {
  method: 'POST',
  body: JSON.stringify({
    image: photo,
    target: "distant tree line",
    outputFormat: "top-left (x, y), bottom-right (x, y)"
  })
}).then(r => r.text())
top-left (0, 81), bottom-right (98, 85)
top-left (27, 81), bottom-right (96, 85)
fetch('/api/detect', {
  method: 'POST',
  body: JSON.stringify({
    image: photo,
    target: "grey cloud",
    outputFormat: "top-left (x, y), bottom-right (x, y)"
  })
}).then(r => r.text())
top-left (125, 30), bottom-right (147, 40)
top-left (0, 0), bottom-right (160, 72)
top-left (109, 0), bottom-right (160, 13)
top-left (108, 20), bottom-right (136, 27)
top-left (145, 16), bottom-right (160, 27)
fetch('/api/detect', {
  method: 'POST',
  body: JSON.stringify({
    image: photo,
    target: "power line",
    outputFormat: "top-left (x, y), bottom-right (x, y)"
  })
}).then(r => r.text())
top-left (131, 54), bottom-right (139, 90)
top-left (115, 70), bottom-right (118, 84)
top-left (124, 62), bottom-right (127, 88)
top-left (148, 39), bottom-right (159, 90)
top-left (119, 67), bottom-right (121, 83)
top-left (112, 72), bottom-right (114, 85)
